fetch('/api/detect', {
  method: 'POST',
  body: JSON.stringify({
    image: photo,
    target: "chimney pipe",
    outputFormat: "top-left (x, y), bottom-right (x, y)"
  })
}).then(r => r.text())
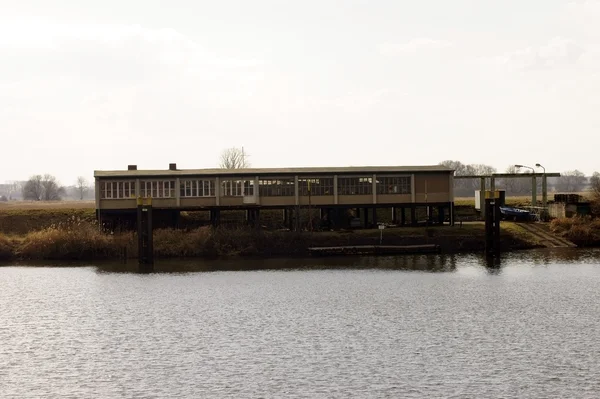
top-left (128, 165), bottom-right (137, 170)
top-left (169, 163), bottom-right (177, 170)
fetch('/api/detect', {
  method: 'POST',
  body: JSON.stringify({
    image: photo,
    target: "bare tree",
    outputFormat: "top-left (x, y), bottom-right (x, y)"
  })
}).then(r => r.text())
top-left (498, 165), bottom-right (536, 195)
top-left (556, 170), bottom-right (587, 193)
top-left (22, 174), bottom-right (66, 201)
top-left (591, 172), bottom-right (600, 215)
top-left (591, 172), bottom-right (600, 196)
top-left (41, 174), bottom-right (65, 200)
top-left (76, 176), bottom-right (89, 200)
top-left (23, 175), bottom-right (44, 200)
top-left (439, 160), bottom-right (496, 197)
top-left (219, 147), bottom-right (250, 169)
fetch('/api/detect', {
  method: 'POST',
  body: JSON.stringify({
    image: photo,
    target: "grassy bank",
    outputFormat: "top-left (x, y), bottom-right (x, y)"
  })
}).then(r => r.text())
top-left (0, 218), bottom-right (540, 261)
top-left (550, 217), bottom-right (600, 247)
top-left (1, 204), bottom-right (480, 235)
top-left (0, 208), bottom-right (96, 235)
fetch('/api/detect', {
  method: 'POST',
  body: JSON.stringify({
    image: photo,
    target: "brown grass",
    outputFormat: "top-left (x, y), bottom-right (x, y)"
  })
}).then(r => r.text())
top-left (0, 200), bottom-right (95, 210)
top-left (0, 218), bottom-right (542, 261)
top-left (0, 233), bottom-right (18, 260)
top-left (16, 218), bottom-right (133, 260)
top-left (550, 217), bottom-right (600, 246)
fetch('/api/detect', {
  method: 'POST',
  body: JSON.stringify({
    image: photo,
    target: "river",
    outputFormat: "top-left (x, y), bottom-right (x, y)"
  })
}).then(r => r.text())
top-left (1, 249), bottom-right (600, 398)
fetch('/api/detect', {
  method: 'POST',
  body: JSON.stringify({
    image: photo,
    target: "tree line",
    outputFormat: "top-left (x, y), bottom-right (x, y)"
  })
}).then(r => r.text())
top-left (439, 160), bottom-right (591, 197)
top-left (7, 175), bottom-right (92, 201)
top-left (5, 153), bottom-right (594, 202)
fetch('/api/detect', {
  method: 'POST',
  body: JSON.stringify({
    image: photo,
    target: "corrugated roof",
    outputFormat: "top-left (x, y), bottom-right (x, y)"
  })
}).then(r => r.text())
top-left (94, 165), bottom-right (453, 178)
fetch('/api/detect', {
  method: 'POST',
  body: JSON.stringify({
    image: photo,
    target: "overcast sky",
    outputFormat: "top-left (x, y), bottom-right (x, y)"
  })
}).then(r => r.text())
top-left (2, 0), bottom-right (599, 184)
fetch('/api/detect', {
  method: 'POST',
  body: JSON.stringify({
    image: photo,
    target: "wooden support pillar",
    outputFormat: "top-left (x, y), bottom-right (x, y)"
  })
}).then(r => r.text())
top-left (450, 202), bottom-right (455, 226)
top-left (255, 208), bottom-right (261, 229)
top-left (438, 206), bottom-right (445, 225)
top-left (172, 210), bottom-right (180, 229)
top-left (137, 197), bottom-right (154, 272)
top-left (400, 207), bottom-right (406, 226)
top-left (485, 191), bottom-right (501, 259)
top-left (363, 207), bottom-right (369, 228)
top-left (410, 206), bottom-right (417, 226)
top-left (372, 207), bottom-right (378, 226)
top-left (391, 206), bottom-right (397, 223)
top-left (246, 209), bottom-right (253, 226)
top-left (210, 209), bottom-right (221, 227)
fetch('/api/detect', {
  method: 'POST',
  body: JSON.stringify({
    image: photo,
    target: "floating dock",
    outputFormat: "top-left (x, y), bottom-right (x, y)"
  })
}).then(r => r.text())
top-left (308, 244), bottom-right (440, 256)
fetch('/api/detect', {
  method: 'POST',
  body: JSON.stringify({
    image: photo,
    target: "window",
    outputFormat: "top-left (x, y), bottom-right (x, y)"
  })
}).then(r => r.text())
top-left (100, 181), bottom-right (136, 199)
top-left (338, 177), bottom-right (373, 195)
top-left (377, 176), bottom-right (411, 194)
top-left (298, 178), bottom-right (333, 196)
top-left (258, 179), bottom-right (295, 196)
top-left (221, 180), bottom-right (253, 197)
top-left (180, 180), bottom-right (215, 197)
top-left (140, 180), bottom-right (175, 198)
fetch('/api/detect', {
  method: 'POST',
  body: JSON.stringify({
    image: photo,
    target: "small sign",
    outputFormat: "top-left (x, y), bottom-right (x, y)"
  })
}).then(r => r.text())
top-left (378, 225), bottom-right (385, 230)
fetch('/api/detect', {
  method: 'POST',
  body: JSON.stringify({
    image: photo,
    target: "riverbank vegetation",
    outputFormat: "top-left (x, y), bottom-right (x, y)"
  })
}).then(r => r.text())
top-left (0, 218), bottom-right (539, 261)
top-left (551, 217), bottom-right (600, 247)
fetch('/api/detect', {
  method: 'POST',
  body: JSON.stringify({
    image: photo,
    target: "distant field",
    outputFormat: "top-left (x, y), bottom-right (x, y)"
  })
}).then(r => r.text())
top-left (0, 200), bottom-right (95, 210)
top-left (455, 192), bottom-right (593, 207)
top-left (0, 192), bottom-right (594, 211)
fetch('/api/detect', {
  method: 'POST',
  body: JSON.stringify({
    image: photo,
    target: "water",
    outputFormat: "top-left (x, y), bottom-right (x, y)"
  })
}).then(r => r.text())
top-left (2, 249), bottom-right (600, 398)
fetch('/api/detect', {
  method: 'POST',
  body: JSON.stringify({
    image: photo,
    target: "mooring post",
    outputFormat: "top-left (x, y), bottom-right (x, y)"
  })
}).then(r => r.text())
top-left (484, 190), bottom-right (501, 259)
top-left (137, 196), bottom-right (154, 272)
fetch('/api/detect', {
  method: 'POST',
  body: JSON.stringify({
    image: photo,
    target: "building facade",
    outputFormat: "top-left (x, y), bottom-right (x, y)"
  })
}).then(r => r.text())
top-left (94, 164), bottom-right (455, 228)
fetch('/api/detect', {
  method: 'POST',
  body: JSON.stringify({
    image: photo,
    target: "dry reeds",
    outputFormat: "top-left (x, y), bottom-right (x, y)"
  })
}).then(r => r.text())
top-left (0, 233), bottom-right (17, 260)
top-left (550, 217), bottom-right (600, 246)
top-left (17, 217), bottom-right (133, 260)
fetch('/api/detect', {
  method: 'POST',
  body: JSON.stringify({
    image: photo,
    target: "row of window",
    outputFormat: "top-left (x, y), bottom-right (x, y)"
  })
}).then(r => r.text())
top-left (100, 177), bottom-right (412, 199)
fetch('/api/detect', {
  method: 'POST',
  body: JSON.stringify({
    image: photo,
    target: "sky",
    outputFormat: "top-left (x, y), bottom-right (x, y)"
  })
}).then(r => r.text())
top-left (2, 0), bottom-right (599, 185)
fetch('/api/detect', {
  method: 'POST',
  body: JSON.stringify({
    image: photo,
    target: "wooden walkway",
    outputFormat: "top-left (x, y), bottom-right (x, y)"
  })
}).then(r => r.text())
top-left (308, 244), bottom-right (440, 256)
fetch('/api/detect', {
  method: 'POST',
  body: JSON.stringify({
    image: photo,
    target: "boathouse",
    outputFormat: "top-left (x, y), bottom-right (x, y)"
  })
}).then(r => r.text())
top-left (94, 164), bottom-right (455, 229)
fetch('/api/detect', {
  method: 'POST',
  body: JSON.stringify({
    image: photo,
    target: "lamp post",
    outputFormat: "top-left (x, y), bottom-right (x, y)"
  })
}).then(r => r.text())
top-left (536, 163), bottom-right (547, 216)
top-left (515, 164), bottom-right (537, 207)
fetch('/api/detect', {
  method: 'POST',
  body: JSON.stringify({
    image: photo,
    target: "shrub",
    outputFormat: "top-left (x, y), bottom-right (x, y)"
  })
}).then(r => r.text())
top-left (153, 227), bottom-right (211, 257)
top-left (550, 216), bottom-right (600, 246)
top-left (0, 233), bottom-right (16, 260)
top-left (18, 217), bottom-right (132, 260)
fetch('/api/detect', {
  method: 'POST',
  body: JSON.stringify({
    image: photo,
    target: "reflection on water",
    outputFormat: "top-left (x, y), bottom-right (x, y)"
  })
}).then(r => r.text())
top-left (95, 253), bottom-right (462, 274)
top-left (3, 248), bottom-right (600, 274)
top-left (2, 249), bottom-right (600, 397)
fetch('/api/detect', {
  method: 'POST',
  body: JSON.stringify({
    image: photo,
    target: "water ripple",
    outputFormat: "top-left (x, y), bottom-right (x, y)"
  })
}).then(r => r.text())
top-left (1, 251), bottom-right (600, 398)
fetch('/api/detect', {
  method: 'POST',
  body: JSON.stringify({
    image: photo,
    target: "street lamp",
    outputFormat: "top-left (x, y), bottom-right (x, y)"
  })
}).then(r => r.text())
top-left (514, 164), bottom-right (534, 173)
top-left (536, 163), bottom-right (547, 214)
top-left (515, 164), bottom-right (537, 207)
